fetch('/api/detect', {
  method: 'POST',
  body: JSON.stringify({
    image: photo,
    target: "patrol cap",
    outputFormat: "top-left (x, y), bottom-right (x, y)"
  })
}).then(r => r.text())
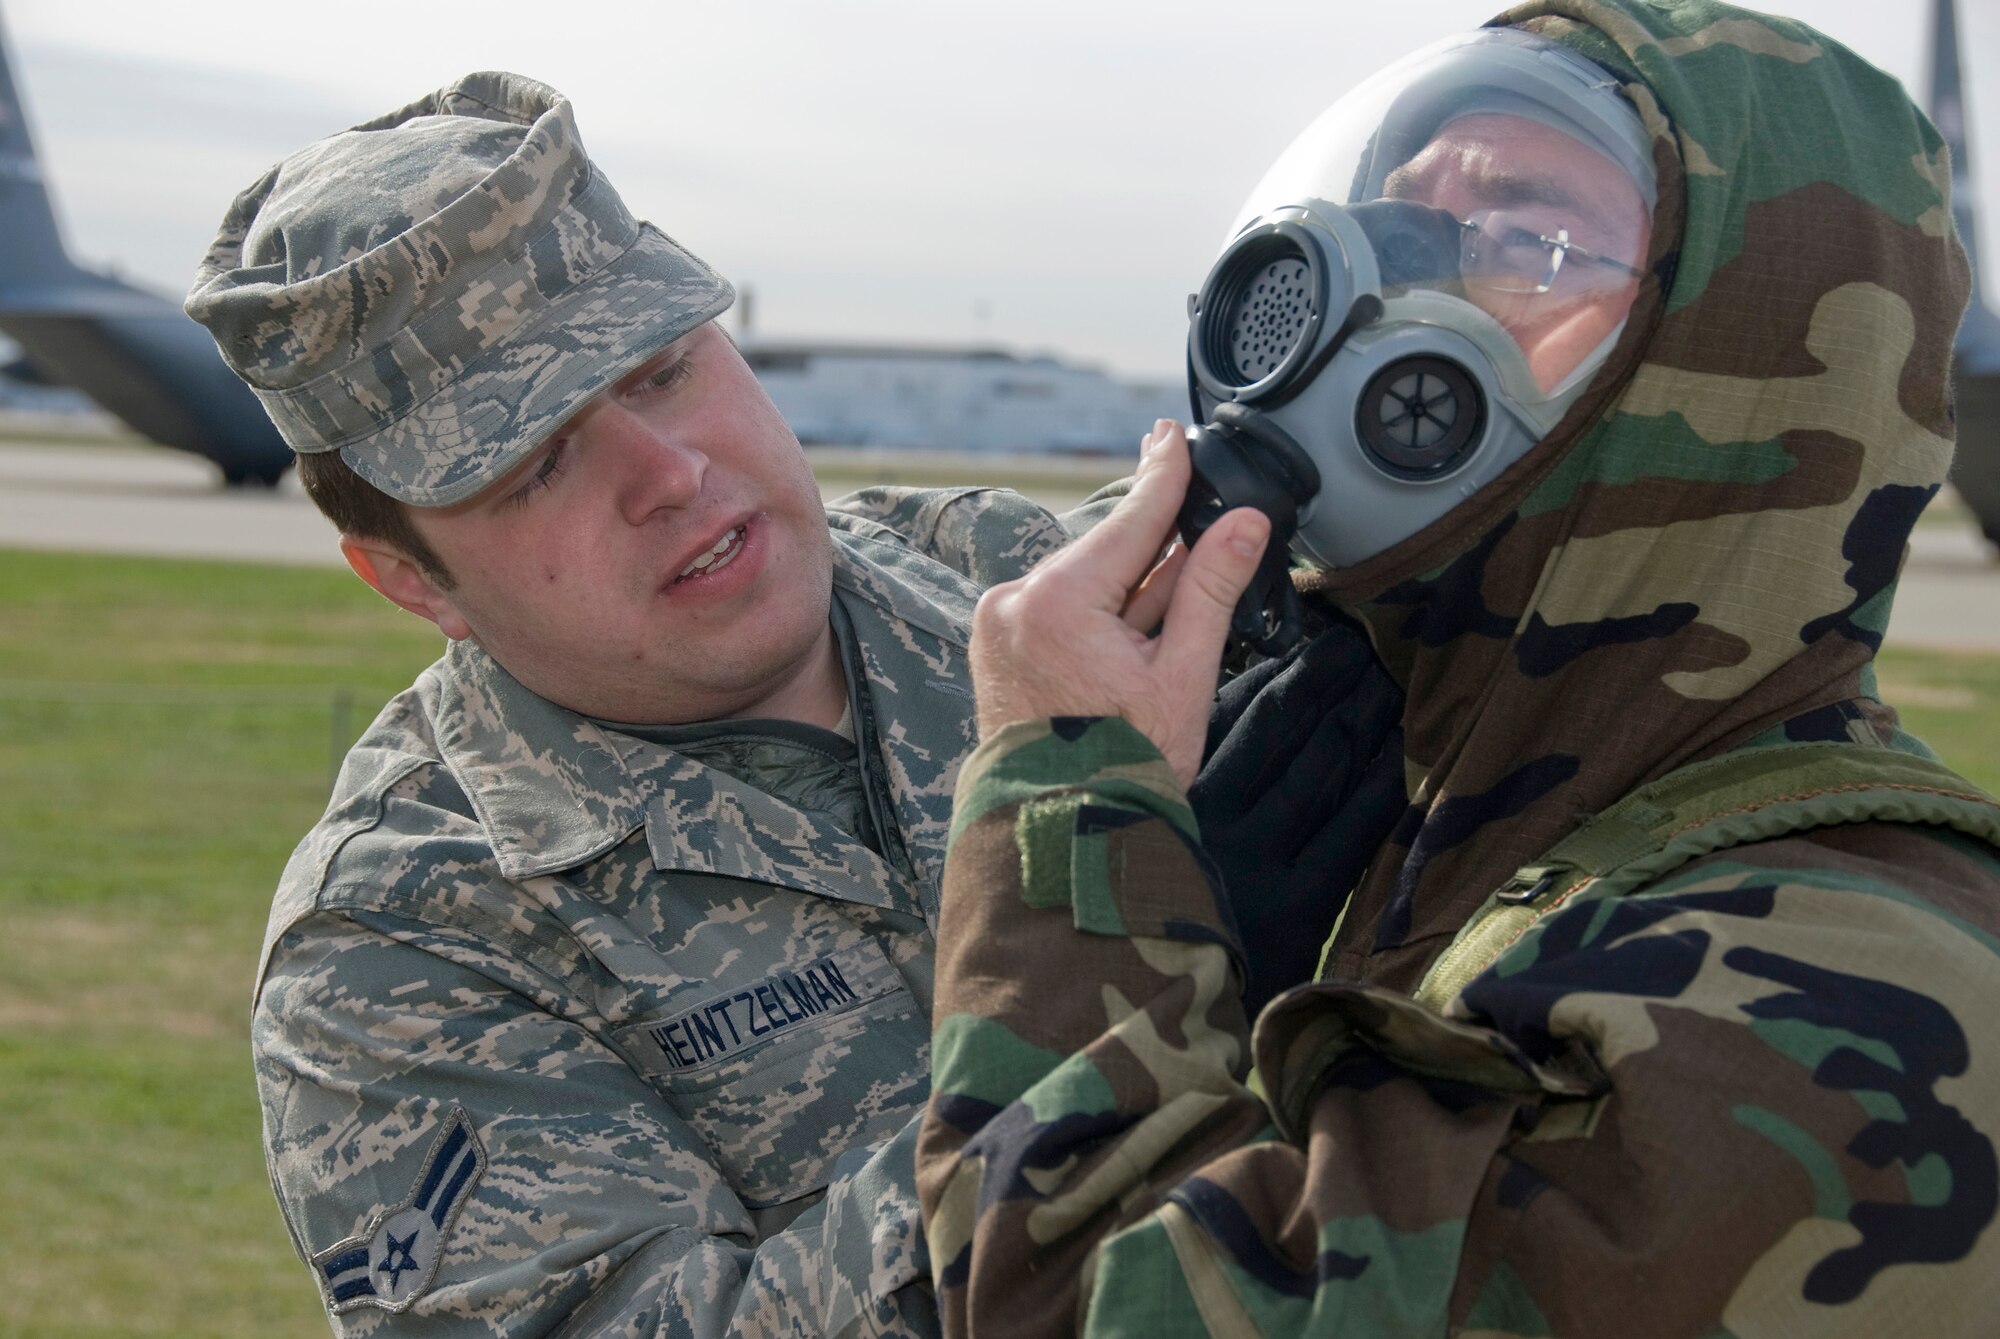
top-left (186, 71), bottom-right (734, 507)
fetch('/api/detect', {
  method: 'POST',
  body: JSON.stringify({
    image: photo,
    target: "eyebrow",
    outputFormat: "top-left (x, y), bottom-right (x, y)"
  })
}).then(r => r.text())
top-left (1385, 152), bottom-right (1614, 233)
top-left (1469, 167), bottom-right (1581, 211)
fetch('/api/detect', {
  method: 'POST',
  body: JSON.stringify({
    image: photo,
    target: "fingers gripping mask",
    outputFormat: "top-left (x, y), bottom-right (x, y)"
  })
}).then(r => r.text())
top-left (1180, 28), bottom-right (1657, 653)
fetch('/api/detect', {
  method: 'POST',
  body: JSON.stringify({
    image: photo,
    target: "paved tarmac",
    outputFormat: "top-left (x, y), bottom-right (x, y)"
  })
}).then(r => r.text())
top-left (3, 437), bottom-right (1996, 650)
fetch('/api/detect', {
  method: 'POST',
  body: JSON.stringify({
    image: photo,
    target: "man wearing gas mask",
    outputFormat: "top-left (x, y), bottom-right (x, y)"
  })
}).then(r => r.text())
top-left (917, 1), bottom-right (2000, 1333)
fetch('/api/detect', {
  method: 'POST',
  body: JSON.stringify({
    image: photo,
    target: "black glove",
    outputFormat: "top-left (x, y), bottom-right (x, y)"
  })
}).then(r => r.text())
top-left (1188, 613), bottom-right (1407, 1019)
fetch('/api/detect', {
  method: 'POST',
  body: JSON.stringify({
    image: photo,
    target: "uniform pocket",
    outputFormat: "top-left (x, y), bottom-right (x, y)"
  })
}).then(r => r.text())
top-left (612, 938), bottom-right (930, 1208)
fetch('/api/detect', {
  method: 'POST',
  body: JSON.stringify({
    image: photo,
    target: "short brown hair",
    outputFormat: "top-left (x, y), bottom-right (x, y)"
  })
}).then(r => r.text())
top-left (295, 450), bottom-right (455, 588)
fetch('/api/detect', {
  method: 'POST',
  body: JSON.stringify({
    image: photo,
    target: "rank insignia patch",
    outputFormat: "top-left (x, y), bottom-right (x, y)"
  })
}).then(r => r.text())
top-left (311, 1107), bottom-right (486, 1314)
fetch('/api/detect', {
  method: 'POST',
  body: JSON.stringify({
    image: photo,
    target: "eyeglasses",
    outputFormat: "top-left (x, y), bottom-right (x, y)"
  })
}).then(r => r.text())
top-left (1458, 209), bottom-right (1647, 295)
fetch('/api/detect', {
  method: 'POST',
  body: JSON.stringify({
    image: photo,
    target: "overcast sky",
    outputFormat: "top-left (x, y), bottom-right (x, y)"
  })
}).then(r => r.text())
top-left (5, 0), bottom-right (1994, 379)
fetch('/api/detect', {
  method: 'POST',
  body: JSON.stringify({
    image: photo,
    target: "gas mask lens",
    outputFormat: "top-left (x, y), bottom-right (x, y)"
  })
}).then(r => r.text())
top-left (1180, 29), bottom-right (1658, 651)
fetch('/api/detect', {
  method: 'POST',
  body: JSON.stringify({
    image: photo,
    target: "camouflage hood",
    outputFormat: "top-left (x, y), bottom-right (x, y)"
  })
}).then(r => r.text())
top-left (1304, 0), bottom-right (1970, 989)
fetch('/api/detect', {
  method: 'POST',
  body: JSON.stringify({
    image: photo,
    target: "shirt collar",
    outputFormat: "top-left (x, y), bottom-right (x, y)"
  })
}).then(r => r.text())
top-left (422, 637), bottom-right (649, 880)
top-left (422, 532), bottom-right (982, 886)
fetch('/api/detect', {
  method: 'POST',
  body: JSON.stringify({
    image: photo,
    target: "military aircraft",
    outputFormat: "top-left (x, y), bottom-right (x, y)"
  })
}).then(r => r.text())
top-left (0, 3), bottom-right (290, 485)
top-left (1, 0), bottom-right (1994, 513)
top-left (1934, 0), bottom-right (2000, 552)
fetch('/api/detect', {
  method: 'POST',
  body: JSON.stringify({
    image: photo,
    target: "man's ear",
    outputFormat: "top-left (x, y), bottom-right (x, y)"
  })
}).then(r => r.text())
top-left (340, 536), bottom-right (473, 641)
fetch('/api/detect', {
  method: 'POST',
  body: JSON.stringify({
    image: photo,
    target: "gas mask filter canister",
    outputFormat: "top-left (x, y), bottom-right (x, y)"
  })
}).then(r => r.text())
top-left (1178, 29), bottom-right (1657, 653)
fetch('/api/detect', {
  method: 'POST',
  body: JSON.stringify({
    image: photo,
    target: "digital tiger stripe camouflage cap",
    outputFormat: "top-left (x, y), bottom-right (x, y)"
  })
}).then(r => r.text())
top-left (185, 71), bottom-right (734, 506)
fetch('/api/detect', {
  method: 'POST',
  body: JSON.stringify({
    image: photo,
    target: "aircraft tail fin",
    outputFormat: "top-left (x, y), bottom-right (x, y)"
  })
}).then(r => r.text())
top-left (1930, 0), bottom-right (1987, 288)
top-left (0, 6), bottom-right (80, 291)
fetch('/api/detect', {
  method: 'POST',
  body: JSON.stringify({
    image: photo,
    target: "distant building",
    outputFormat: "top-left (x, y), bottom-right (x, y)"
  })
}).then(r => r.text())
top-left (1, 315), bottom-right (1190, 458)
top-left (741, 339), bottom-right (1183, 455)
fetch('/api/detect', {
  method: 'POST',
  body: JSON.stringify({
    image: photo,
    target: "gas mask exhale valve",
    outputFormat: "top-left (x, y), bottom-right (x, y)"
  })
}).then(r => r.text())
top-left (1174, 28), bottom-right (1657, 654)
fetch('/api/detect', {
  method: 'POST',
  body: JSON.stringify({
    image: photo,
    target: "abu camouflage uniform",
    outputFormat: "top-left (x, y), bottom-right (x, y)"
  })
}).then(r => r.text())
top-left (918, 1), bottom-right (2000, 1334)
top-left (257, 488), bottom-right (1091, 1338)
top-left (180, 70), bottom-right (1114, 1336)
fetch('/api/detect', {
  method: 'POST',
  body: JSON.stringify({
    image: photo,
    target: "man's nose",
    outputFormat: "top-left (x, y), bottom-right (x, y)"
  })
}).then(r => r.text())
top-left (598, 405), bottom-right (707, 522)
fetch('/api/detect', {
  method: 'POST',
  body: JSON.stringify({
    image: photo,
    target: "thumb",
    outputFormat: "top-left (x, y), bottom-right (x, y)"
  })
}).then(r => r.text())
top-left (1159, 507), bottom-right (1271, 677)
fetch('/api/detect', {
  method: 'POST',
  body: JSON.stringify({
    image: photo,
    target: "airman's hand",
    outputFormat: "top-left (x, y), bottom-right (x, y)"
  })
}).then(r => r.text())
top-left (968, 420), bottom-right (1270, 790)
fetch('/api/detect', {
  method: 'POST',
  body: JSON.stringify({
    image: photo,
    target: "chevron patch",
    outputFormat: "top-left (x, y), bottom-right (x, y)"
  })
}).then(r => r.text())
top-left (311, 1107), bottom-right (486, 1314)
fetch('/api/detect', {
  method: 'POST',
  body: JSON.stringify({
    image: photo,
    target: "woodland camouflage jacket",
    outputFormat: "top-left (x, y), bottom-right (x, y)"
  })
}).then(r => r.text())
top-left (918, 1), bottom-right (2000, 1334)
top-left (253, 486), bottom-right (1083, 1338)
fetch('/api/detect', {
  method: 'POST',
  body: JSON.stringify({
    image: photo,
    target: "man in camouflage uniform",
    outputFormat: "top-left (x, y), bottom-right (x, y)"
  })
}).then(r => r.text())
top-left (919, 1), bottom-right (2000, 1333)
top-left (186, 71), bottom-right (1084, 1335)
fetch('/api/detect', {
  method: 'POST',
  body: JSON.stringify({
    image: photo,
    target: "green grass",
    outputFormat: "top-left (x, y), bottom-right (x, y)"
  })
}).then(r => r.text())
top-left (0, 545), bottom-right (1995, 1336)
top-left (0, 549), bottom-right (440, 1338)
top-left (1877, 646), bottom-right (2000, 794)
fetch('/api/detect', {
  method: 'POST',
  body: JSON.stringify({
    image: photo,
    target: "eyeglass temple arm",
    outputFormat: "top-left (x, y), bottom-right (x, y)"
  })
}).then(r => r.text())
top-left (1551, 227), bottom-right (1648, 281)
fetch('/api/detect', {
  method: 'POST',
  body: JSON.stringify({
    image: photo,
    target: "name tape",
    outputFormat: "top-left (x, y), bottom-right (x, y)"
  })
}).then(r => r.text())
top-left (645, 955), bottom-right (864, 1071)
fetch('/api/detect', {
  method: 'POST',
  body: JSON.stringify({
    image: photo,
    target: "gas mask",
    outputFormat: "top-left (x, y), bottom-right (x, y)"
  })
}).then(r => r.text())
top-left (1178, 29), bottom-right (1657, 652)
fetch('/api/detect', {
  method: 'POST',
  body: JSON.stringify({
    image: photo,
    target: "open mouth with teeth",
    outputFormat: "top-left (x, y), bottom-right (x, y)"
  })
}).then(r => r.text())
top-left (675, 525), bottom-right (746, 583)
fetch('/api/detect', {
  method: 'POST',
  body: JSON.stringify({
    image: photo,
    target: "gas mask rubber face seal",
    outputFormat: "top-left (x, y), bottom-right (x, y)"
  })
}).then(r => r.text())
top-left (1179, 28), bottom-right (1657, 654)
